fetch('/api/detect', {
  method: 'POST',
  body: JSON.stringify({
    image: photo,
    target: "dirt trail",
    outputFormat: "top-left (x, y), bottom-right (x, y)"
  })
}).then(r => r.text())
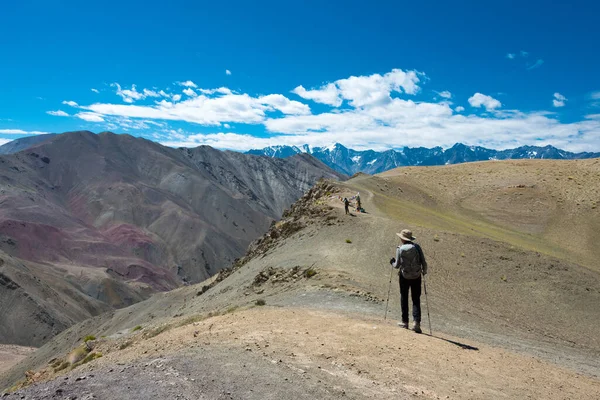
top-left (4, 308), bottom-right (599, 399)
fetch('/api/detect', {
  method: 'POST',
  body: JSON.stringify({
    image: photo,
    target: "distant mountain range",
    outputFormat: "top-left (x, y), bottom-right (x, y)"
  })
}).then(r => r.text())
top-left (247, 143), bottom-right (600, 175)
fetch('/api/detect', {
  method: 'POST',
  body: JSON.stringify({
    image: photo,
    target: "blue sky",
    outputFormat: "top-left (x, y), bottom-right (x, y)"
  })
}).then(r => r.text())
top-left (1, 0), bottom-right (599, 152)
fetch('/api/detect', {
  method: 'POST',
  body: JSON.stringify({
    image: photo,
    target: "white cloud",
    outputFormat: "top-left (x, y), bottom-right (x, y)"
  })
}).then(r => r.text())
top-left (183, 88), bottom-right (197, 97)
top-left (75, 112), bottom-right (105, 122)
top-left (259, 94), bottom-right (310, 115)
top-left (468, 93), bottom-right (502, 111)
top-left (84, 90), bottom-right (311, 126)
top-left (178, 80), bottom-right (197, 88)
top-left (62, 100), bottom-right (79, 107)
top-left (0, 129), bottom-right (48, 135)
top-left (199, 87), bottom-right (233, 95)
top-left (506, 53), bottom-right (516, 59)
top-left (520, 50), bottom-right (529, 57)
top-left (91, 88), bottom-right (100, 93)
top-left (292, 83), bottom-right (342, 107)
top-left (47, 110), bottom-right (69, 117)
top-left (54, 68), bottom-right (600, 153)
top-left (225, 69), bottom-right (232, 75)
top-left (291, 69), bottom-right (420, 108)
top-left (590, 91), bottom-right (600, 100)
top-left (336, 69), bottom-right (421, 107)
top-left (553, 93), bottom-right (567, 108)
top-left (527, 59), bottom-right (544, 70)
top-left (436, 90), bottom-right (452, 99)
top-left (0, 138), bottom-right (10, 146)
top-left (143, 89), bottom-right (160, 98)
top-left (159, 90), bottom-right (170, 97)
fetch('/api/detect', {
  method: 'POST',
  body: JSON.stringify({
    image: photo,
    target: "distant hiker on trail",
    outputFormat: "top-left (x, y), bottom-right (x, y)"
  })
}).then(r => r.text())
top-left (344, 197), bottom-right (350, 214)
top-left (356, 193), bottom-right (361, 212)
top-left (390, 229), bottom-right (427, 333)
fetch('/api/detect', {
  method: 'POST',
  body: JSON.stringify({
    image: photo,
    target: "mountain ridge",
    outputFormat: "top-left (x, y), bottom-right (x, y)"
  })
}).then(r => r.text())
top-left (0, 131), bottom-right (344, 347)
top-left (248, 142), bottom-right (600, 174)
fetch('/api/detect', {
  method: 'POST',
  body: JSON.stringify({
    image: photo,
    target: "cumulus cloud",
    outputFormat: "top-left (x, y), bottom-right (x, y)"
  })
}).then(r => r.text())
top-left (75, 112), bottom-right (105, 122)
top-left (292, 69), bottom-right (420, 108)
top-left (506, 53), bottom-right (516, 59)
top-left (85, 90), bottom-right (310, 127)
top-left (199, 87), bottom-right (233, 95)
top-left (91, 88), bottom-right (100, 93)
top-left (259, 94), bottom-right (311, 115)
top-left (436, 90), bottom-right (452, 99)
top-left (62, 100), bottom-right (79, 107)
top-left (183, 88), bottom-right (198, 97)
top-left (292, 83), bottom-right (342, 107)
top-left (178, 80), bottom-right (197, 88)
top-left (225, 69), bottom-right (232, 75)
top-left (468, 93), bottom-right (502, 111)
top-left (50, 68), bottom-right (600, 153)
top-left (336, 69), bottom-right (421, 107)
top-left (520, 50), bottom-right (529, 57)
top-left (0, 129), bottom-right (48, 135)
top-left (553, 93), bottom-right (567, 107)
top-left (47, 110), bottom-right (69, 117)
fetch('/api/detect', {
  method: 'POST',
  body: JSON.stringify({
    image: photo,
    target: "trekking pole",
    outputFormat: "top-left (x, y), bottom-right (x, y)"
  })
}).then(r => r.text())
top-left (423, 274), bottom-right (432, 336)
top-left (384, 263), bottom-right (394, 320)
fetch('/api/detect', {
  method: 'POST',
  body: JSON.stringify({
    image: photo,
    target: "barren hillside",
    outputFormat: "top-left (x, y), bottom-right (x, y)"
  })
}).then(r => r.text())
top-left (0, 131), bottom-right (344, 346)
top-left (2, 160), bottom-right (599, 399)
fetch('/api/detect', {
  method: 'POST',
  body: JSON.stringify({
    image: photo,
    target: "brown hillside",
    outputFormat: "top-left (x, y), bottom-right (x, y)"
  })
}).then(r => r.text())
top-left (2, 162), bottom-right (599, 399)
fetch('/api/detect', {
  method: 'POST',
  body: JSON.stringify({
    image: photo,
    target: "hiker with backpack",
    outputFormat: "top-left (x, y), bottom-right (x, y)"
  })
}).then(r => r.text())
top-left (389, 229), bottom-right (428, 333)
top-left (344, 197), bottom-right (350, 214)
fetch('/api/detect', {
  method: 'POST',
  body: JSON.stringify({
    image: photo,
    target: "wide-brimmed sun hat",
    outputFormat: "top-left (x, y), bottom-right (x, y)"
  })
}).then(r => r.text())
top-left (396, 229), bottom-right (416, 241)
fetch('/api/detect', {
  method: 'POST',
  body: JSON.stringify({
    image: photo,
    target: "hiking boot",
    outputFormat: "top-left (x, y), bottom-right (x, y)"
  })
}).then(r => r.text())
top-left (398, 321), bottom-right (408, 329)
top-left (412, 322), bottom-right (422, 334)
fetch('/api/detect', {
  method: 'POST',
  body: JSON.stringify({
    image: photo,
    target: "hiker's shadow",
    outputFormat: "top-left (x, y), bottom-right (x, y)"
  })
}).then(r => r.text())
top-left (428, 335), bottom-right (479, 351)
top-left (347, 213), bottom-right (357, 217)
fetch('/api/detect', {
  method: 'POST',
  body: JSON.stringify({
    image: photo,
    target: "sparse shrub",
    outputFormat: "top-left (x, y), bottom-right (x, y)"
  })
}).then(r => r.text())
top-left (53, 361), bottom-right (70, 373)
top-left (255, 299), bottom-right (266, 306)
top-left (145, 324), bottom-right (172, 339)
top-left (305, 268), bottom-right (317, 278)
top-left (71, 352), bottom-right (102, 369)
top-left (82, 335), bottom-right (96, 342)
top-left (119, 341), bottom-right (132, 350)
top-left (501, 275), bottom-right (507, 282)
top-left (67, 345), bottom-right (90, 364)
top-left (132, 325), bottom-right (142, 332)
top-left (433, 234), bottom-right (440, 242)
top-left (345, 239), bottom-right (352, 243)
top-left (226, 306), bottom-right (239, 314)
top-left (460, 252), bottom-right (465, 257)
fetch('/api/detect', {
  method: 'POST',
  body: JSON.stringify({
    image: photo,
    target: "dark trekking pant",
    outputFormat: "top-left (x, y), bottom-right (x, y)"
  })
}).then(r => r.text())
top-left (345, 205), bottom-right (349, 214)
top-left (400, 275), bottom-right (421, 323)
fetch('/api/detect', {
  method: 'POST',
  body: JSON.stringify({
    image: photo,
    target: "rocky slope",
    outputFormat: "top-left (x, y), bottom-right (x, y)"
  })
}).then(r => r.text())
top-left (2, 162), bottom-right (599, 398)
top-left (0, 131), bottom-right (344, 346)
